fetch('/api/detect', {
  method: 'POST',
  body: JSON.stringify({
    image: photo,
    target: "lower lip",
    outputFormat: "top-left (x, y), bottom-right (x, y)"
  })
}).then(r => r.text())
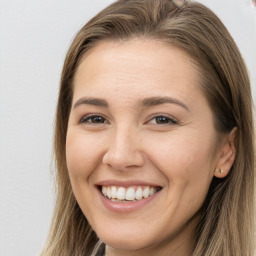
top-left (96, 187), bottom-right (161, 213)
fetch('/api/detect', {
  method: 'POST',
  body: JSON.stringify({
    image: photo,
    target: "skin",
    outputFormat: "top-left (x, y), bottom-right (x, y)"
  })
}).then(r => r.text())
top-left (66, 39), bottom-right (236, 256)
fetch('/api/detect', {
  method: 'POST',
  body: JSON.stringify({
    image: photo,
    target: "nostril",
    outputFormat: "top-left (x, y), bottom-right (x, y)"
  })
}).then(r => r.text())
top-left (102, 149), bottom-right (145, 171)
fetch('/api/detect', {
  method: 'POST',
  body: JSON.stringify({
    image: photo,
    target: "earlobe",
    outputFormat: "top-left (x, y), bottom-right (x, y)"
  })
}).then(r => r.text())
top-left (214, 127), bottom-right (237, 178)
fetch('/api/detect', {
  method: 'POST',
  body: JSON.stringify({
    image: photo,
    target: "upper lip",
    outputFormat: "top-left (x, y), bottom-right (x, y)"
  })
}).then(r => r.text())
top-left (96, 180), bottom-right (162, 188)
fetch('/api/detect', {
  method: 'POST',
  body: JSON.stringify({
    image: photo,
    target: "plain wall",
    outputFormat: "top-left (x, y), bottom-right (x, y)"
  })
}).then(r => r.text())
top-left (0, 0), bottom-right (255, 255)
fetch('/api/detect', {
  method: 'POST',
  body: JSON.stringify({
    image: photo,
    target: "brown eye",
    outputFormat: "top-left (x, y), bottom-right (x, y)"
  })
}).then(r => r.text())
top-left (80, 115), bottom-right (107, 124)
top-left (152, 116), bottom-right (177, 125)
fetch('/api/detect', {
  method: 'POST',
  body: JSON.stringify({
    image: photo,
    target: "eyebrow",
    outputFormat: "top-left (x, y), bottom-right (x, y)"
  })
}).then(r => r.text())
top-left (73, 97), bottom-right (109, 109)
top-left (141, 96), bottom-right (190, 111)
top-left (72, 96), bottom-right (189, 111)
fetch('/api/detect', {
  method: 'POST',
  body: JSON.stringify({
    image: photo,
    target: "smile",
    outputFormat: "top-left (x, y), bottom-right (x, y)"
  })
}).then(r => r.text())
top-left (100, 185), bottom-right (161, 202)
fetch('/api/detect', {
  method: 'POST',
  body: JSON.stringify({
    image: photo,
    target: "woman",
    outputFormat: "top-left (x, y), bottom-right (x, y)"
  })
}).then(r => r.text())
top-left (41, 0), bottom-right (255, 255)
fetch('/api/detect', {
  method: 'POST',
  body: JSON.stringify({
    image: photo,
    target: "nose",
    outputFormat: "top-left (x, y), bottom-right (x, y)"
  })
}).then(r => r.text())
top-left (102, 127), bottom-right (145, 171)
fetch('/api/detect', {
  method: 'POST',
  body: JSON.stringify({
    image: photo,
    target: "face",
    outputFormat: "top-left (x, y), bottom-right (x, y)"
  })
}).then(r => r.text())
top-left (66, 39), bottom-right (219, 255)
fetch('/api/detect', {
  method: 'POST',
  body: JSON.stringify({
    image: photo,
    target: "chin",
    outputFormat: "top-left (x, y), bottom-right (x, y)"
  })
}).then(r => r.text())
top-left (102, 237), bottom-right (151, 252)
top-left (97, 228), bottom-right (155, 252)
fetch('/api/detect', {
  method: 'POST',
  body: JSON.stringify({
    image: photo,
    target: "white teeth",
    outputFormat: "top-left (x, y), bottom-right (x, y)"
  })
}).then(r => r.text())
top-left (111, 186), bottom-right (117, 199)
top-left (150, 187), bottom-right (156, 196)
top-left (107, 187), bottom-right (112, 199)
top-left (101, 185), bottom-right (160, 201)
top-left (126, 187), bottom-right (136, 201)
top-left (143, 186), bottom-right (150, 198)
top-left (102, 186), bottom-right (107, 196)
top-left (135, 187), bottom-right (143, 200)
top-left (116, 187), bottom-right (126, 200)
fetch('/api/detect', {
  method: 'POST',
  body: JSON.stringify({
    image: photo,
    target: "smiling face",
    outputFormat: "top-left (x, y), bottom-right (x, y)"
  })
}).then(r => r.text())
top-left (66, 39), bottom-right (221, 255)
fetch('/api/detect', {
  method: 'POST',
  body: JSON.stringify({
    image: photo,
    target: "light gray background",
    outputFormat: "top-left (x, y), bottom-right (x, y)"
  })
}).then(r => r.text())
top-left (0, 0), bottom-right (255, 255)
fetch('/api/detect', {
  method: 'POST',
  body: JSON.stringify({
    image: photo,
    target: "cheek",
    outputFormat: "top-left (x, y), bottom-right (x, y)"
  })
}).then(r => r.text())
top-left (65, 130), bottom-right (103, 216)
top-left (149, 135), bottom-right (213, 170)
top-left (144, 131), bottom-right (216, 197)
top-left (66, 131), bottom-right (103, 178)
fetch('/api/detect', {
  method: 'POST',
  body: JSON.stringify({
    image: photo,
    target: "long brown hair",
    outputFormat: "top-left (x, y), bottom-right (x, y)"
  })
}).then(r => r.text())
top-left (41, 1), bottom-right (255, 255)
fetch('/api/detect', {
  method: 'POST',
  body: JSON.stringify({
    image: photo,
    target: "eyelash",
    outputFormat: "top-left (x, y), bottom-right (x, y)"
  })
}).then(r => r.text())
top-left (80, 114), bottom-right (108, 125)
top-left (148, 115), bottom-right (178, 125)
top-left (79, 114), bottom-right (178, 126)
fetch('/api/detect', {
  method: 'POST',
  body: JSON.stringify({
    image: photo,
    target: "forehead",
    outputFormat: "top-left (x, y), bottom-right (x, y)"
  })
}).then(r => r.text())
top-left (73, 38), bottom-right (202, 99)
top-left (75, 38), bottom-right (199, 78)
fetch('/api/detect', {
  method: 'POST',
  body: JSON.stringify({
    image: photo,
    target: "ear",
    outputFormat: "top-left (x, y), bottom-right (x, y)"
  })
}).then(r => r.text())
top-left (214, 127), bottom-right (237, 178)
